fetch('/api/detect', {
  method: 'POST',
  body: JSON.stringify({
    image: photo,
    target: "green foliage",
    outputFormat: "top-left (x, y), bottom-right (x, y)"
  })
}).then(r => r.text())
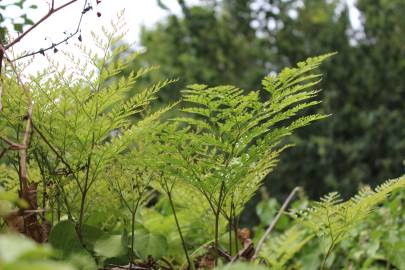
top-left (138, 0), bottom-right (405, 201)
top-left (295, 176), bottom-right (405, 241)
top-left (1, 15), bottom-right (334, 264)
top-left (214, 262), bottom-right (268, 270)
top-left (255, 176), bottom-right (405, 270)
top-left (1, 8), bottom-right (405, 270)
top-left (167, 53), bottom-right (330, 213)
top-left (130, 53), bottom-right (331, 265)
top-left (260, 226), bottom-right (312, 270)
top-left (294, 176), bottom-right (405, 268)
top-left (0, 232), bottom-right (76, 270)
top-left (133, 229), bottom-right (168, 260)
top-left (8, 13), bottom-right (172, 230)
top-left (130, 3), bottom-right (264, 103)
top-left (0, 0), bottom-right (36, 42)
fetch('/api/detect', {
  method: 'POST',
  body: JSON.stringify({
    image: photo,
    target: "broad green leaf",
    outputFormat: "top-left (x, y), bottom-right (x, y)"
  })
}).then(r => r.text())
top-left (68, 252), bottom-right (97, 270)
top-left (0, 234), bottom-right (52, 262)
top-left (94, 234), bottom-right (126, 258)
top-left (48, 221), bottom-right (83, 255)
top-left (2, 261), bottom-right (76, 270)
top-left (214, 262), bottom-right (269, 270)
top-left (133, 229), bottom-right (168, 260)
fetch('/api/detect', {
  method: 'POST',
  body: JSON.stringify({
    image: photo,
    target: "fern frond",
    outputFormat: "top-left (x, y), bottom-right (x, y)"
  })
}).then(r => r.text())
top-left (293, 175), bottom-right (405, 246)
top-left (172, 55), bottom-right (332, 213)
top-left (260, 226), bottom-right (313, 270)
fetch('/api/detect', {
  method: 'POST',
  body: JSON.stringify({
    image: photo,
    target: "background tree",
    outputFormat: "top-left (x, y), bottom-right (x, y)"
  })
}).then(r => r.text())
top-left (0, 0), bottom-right (36, 43)
top-left (267, 0), bottom-right (405, 198)
top-left (131, 0), bottom-right (264, 104)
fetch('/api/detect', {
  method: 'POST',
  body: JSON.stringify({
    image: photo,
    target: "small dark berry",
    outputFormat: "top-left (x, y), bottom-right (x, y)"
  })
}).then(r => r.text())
top-left (54, 47), bottom-right (58, 53)
top-left (97, 12), bottom-right (101, 17)
top-left (78, 34), bottom-right (82, 42)
top-left (82, 6), bottom-right (92, 14)
top-left (96, 0), bottom-right (101, 4)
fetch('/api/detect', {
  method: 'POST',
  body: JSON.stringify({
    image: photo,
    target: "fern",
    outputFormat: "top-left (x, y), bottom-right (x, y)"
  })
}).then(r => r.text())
top-left (292, 175), bottom-right (405, 269)
top-left (0, 13), bottom-right (174, 243)
top-left (259, 225), bottom-right (313, 270)
top-left (145, 54), bottom-right (333, 255)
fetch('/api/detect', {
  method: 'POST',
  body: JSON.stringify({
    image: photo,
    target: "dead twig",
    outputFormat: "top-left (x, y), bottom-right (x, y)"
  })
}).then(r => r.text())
top-left (253, 187), bottom-right (300, 259)
top-left (4, 0), bottom-right (80, 50)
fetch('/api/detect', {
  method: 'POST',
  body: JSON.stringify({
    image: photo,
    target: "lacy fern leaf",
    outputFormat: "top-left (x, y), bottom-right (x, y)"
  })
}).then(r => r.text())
top-left (292, 175), bottom-right (405, 267)
top-left (166, 54), bottom-right (333, 219)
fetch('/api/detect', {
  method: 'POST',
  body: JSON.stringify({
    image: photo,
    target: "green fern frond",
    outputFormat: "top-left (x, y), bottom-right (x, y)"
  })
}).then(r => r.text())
top-left (260, 226), bottom-right (313, 270)
top-left (166, 54), bottom-right (333, 217)
top-left (293, 175), bottom-right (405, 246)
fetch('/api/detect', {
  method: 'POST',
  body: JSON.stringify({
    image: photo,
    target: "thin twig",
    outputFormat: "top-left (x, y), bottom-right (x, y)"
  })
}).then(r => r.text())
top-left (253, 186), bottom-right (301, 259)
top-left (9, 0), bottom-right (90, 62)
top-left (162, 177), bottom-right (192, 269)
top-left (31, 122), bottom-right (80, 185)
top-left (4, 0), bottom-right (80, 50)
top-left (214, 181), bottom-right (225, 265)
top-left (0, 135), bottom-right (25, 149)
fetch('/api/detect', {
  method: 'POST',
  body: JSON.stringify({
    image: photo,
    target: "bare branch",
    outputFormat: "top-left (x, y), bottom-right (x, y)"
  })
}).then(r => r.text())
top-left (4, 0), bottom-right (80, 50)
top-left (0, 135), bottom-right (26, 150)
top-left (31, 123), bottom-right (74, 174)
top-left (12, 0), bottom-right (91, 62)
top-left (230, 187), bottom-right (301, 263)
top-left (253, 187), bottom-right (301, 259)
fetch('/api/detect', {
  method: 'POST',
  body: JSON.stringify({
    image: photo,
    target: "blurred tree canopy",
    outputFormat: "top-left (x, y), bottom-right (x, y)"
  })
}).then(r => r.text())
top-left (132, 0), bottom-right (405, 200)
top-left (0, 0), bottom-right (36, 43)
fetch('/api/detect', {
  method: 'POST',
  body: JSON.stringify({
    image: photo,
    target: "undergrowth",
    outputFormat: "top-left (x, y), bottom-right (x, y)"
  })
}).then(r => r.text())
top-left (0, 13), bottom-right (404, 270)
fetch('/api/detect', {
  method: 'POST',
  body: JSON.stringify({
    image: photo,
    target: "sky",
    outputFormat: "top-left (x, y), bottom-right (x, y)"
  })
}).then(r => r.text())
top-left (2, 0), bottom-right (361, 74)
top-left (2, 0), bottom-right (194, 74)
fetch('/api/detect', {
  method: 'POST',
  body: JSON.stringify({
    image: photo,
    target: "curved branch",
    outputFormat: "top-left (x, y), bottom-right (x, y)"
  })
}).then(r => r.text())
top-left (4, 0), bottom-right (80, 50)
top-left (11, 0), bottom-right (91, 62)
top-left (253, 187), bottom-right (300, 259)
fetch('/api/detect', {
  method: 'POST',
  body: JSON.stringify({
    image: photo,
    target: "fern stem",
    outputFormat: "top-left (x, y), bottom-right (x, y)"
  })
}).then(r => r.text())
top-left (214, 181), bottom-right (225, 265)
top-left (228, 199), bottom-right (237, 255)
top-left (232, 202), bottom-right (239, 254)
top-left (33, 151), bottom-right (47, 221)
top-left (167, 189), bottom-right (192, 269)
top-left (56, 190), bottom-right (61, 222)
top-left (130, 209), bottom-right (136, 269)
top-left (228, 206), bottom-right (233, 255)
top-left (77, 187), bottom-right (88, 244)
top-left (129, 185), bottom-right (143, 269)
top-left (214, 208), bottom-right (220, 265)
top-left (77, 154), bottom-right (92, 247)
top-left (321, 240), bottom-right (335, 270)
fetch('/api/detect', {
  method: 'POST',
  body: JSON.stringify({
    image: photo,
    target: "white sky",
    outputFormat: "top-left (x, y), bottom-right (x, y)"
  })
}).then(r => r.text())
top-left (1, 0), bottom-right (361, 74)
top-left (2, 0), bottom-right (193, 74)
top-left (3, 0), bottom-right (187, 48)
